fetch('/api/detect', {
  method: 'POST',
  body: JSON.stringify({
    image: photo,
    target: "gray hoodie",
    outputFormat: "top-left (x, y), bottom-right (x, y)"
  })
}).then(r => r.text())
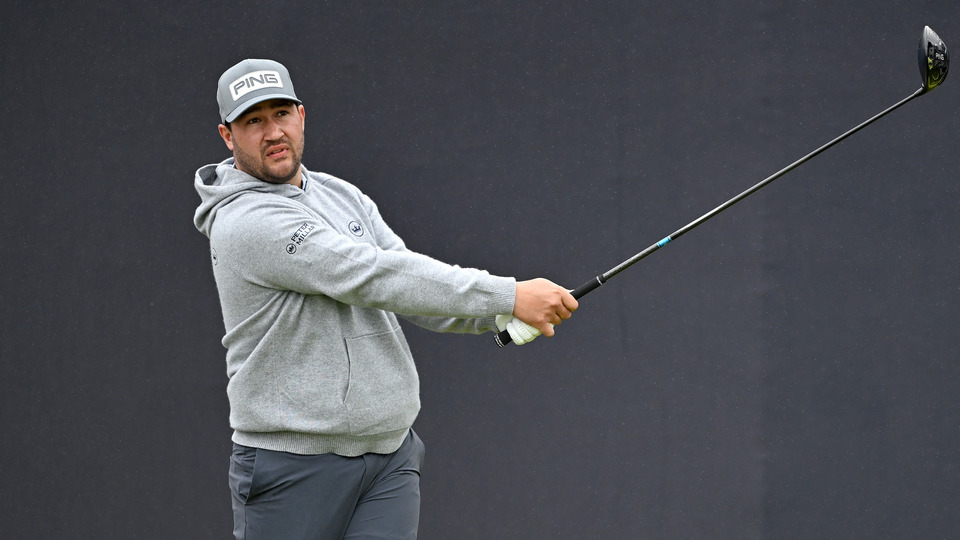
top-left (194, 159), bottom-right (516, 456)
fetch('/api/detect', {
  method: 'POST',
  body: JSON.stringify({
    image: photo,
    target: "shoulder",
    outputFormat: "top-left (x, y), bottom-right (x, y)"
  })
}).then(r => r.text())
top-left (211, 190), bottom-right (316, 249)
top-left (304, 168), bottom-right (379, 211)
top-left (306, 169), bottom-right (365, 197)
top-left (225, 189), bottom-right (310, 219)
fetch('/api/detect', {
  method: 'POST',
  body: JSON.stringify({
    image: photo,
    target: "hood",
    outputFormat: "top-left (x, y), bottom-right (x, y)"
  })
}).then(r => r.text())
top-left (193, 158), bottom-right (295, 238)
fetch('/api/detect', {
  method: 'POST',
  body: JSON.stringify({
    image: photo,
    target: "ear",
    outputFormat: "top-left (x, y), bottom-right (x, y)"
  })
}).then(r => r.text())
top-left (218, 124), bottom-right (235, 151)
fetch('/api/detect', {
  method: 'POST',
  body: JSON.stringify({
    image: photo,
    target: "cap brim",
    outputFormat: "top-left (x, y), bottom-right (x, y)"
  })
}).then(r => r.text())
top-left (224, 93), bottom-right (302, 123)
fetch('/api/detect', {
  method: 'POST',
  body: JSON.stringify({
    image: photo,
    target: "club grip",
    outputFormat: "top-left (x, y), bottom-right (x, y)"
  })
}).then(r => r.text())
top-left (495, 328), bottom-right (513, 348)
top-left (571, 277), bottom-right (603, 299)
top-left (495, 276), bottom-right (605, 348)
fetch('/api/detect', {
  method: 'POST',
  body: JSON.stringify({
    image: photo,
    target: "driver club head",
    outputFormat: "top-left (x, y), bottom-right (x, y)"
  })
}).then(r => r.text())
top-left (919, 26), bottom-right (949, 92)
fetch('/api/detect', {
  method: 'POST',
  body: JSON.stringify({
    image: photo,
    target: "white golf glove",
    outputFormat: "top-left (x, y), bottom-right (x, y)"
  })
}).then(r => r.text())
top-left (495, 314), bottom-right (550, 346)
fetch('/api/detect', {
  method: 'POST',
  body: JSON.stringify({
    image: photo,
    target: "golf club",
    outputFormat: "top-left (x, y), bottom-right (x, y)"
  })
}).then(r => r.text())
top-left (497, 25), bottom-right (949, 348)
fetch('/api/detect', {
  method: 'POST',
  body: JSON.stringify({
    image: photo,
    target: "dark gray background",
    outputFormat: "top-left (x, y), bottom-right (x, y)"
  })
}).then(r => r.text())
top-left (2, 1), bottom-right (958, 538)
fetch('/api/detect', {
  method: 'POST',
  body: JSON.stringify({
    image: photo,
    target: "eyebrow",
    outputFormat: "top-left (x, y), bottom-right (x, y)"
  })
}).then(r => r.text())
top-left (238, 100), bottom-right (296, 118)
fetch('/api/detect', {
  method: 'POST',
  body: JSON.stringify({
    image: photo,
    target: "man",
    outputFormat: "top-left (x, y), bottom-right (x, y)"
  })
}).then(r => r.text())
top-left (194, 59), bottom-right (578, 539)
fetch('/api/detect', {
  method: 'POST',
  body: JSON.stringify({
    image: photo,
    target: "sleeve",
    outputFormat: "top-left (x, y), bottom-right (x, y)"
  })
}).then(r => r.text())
top-left (362, 192), bottom-right (506, 334)
top-left (399, 313), bottom-right (499, 335)
top-left (218, 192), bottom-right (516, 320)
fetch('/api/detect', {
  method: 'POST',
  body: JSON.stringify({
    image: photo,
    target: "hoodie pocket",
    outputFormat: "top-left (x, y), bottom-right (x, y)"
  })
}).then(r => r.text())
top-left (343, 326), bottom-right (421, 435)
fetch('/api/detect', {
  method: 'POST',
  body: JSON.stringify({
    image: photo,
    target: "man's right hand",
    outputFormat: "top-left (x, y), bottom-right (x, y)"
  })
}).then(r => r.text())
top-left (513, 278), bottom-right (579, 337)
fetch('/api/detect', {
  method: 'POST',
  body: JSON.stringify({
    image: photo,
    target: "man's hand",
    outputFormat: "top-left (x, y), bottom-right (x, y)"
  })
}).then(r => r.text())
top-left (513, 278), bottom-right (579, 337)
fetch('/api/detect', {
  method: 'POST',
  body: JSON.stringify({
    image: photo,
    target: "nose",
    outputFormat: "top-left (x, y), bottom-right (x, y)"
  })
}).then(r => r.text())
top-left (263, 117), bottom-right (285, 140)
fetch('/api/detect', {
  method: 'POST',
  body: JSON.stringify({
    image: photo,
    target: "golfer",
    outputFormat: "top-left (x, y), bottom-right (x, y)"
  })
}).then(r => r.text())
top-left (193, 58), bottom-right (578, 539)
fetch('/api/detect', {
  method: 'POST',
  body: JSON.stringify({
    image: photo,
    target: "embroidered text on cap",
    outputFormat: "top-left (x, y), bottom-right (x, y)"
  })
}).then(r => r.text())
top-left (230, 70), bottom-right (284, 101)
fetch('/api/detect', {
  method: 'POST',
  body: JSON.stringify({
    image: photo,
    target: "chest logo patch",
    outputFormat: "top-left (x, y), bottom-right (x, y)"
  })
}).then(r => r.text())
top-left (348, 221), bottom-right (364, 237)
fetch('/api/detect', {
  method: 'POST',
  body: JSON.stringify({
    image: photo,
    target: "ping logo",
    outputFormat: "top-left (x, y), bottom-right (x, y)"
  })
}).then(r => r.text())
top-left (230, 70), bottom-right (283, 101)
top-left (348, 221), bottom-right (364, 237)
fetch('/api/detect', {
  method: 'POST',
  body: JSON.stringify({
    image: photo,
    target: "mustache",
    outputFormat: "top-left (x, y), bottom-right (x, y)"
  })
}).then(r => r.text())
top-left (263, 139), bottom-right (292, 151)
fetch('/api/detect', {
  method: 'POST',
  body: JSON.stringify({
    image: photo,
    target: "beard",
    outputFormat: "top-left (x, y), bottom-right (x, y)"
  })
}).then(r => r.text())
top-left (233, 137), bottom-right (304, 185)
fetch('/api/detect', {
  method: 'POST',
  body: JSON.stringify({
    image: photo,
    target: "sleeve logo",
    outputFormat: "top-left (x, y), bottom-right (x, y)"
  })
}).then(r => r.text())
top-left (286, 223), bottom-right (315, 255)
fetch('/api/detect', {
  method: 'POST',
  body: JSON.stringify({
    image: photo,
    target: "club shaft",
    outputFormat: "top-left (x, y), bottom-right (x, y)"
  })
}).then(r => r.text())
top-left (601, 87), bottom-right (925, 283)
top-left (496, 87), bottom-right (925, 348)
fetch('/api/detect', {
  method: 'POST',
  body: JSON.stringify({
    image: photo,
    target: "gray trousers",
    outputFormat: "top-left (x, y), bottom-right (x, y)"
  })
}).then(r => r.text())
top-left (229, 428), bottom-right (425, 540)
